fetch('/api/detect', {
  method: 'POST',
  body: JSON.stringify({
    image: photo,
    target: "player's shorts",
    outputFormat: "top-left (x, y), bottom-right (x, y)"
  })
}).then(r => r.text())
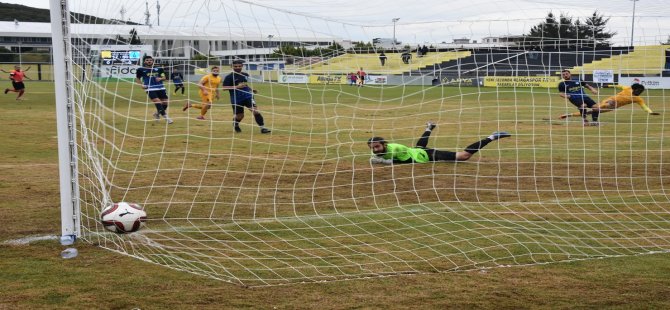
top-left (231, 98), bottom-right (256, 114)
top-left (147, 89), bottom-right (168, 100)
top-left (600, 95), bottom-right (638, 110)
top-left (598, 97), bottom-right (618, 110)
top-left (174, 82), bottom-right (184, 87)
top-left (568, 96), bottom-right (597, 108)
top-left (426, 148), bottom-right (457, 161)
top-left (199, 93), bottom-right (214, 104)
top-left (12, 81), bottom-right (25, 90)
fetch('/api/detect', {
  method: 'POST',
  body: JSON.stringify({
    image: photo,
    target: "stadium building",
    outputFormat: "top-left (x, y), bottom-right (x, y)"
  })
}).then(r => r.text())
top-left (1, 21), bottom-right (668, 86)
top-left (0, 20), bottom-right (335, 62)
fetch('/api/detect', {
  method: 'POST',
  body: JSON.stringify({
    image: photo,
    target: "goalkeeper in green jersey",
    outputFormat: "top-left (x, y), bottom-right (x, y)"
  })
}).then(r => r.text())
top-left (367, 122), bottom-right (511, 164)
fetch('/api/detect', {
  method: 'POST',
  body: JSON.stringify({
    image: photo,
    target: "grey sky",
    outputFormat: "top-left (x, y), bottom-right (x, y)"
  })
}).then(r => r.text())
top-left (7, 0), bottom-right (670, 45)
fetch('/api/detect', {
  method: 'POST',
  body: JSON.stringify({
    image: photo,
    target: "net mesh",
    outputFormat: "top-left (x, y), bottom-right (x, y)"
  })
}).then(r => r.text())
top-left (58, 0), bottom-right (670, 286)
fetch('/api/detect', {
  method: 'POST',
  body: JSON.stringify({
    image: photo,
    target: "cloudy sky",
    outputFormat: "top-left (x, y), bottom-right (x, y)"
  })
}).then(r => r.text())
top-left (7, 0), bottom-right (670, 45)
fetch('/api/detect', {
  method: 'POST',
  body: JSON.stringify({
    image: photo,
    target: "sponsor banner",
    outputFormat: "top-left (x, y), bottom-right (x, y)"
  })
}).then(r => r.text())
top-left (278, 74), bottom-right (309, 83)
top-left (365, 75), bottom-right (388, 85)
top-left (309, 75), bottom-right (347, 84)
top-left (99, 65), bottom-right (139, 79)
top-left (484, 76), bottom-right (560, 87)
top-left (619, 77), bottom-right (670, 89)
top-left (593, 70), bottom-right (614, 83)
top-left (440, 77), bottom-right (475, 86)
top-left (91, 44), bottom-right (153, 79)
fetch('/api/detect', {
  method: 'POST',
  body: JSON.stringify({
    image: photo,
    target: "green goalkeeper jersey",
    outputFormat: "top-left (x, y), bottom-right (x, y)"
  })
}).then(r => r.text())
top-left (377, 143), bottom-right (430, 163)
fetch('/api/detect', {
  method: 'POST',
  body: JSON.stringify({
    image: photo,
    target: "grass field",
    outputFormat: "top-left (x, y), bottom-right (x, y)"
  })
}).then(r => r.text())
top-left (2, 80), bottom-right (670, 308)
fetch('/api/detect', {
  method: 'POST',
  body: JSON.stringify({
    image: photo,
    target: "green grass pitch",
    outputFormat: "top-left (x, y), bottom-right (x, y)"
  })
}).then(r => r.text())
top-left (1, 80), bottom-right (669, 307)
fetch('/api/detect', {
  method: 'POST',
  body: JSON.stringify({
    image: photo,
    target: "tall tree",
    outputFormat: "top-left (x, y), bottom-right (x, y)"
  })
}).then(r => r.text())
top-left (582, 11), bottom-right (616, 48)
top-left (558, 14), bottom-right (576, 40)
top-left (527, 12), bottom-right (561, 48)
top-left (526, 11), bottom-right (614, 49)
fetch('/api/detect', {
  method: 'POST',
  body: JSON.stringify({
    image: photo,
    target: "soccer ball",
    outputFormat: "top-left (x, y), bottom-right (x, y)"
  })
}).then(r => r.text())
top-left (100, 202), bottom-right (147, 233)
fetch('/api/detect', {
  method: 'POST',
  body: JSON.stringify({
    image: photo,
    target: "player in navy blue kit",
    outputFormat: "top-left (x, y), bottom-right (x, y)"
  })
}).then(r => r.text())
top-left (222, 60), bottom-right (270, 133)
top-left (170, 70), bottom-right (185, 95)
top-left (136, 56), bottom-right (172, 124)
top-left (557, 69), bottom-right (599, 126)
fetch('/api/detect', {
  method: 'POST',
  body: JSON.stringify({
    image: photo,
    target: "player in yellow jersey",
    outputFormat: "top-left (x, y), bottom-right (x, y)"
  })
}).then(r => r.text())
top-left (559, 83), bottom-right (660, 119)
top-left (183, 66), bottom-right (222, 120)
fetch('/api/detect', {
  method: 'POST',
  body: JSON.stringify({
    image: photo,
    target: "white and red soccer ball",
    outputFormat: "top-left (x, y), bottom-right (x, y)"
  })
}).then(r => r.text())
top-left (100, 202), bottom-right (147, 233)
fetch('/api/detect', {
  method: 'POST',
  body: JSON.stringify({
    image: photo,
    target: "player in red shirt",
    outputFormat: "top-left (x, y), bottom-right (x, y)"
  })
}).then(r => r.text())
top-left (2, 65), bottom-right (30, 100)
top-left (356, 67), bottom-right (366, 87)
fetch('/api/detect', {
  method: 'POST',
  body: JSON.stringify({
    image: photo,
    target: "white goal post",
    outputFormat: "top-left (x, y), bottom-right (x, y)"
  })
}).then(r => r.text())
top-left (51, 0), bottom-right (80, 245)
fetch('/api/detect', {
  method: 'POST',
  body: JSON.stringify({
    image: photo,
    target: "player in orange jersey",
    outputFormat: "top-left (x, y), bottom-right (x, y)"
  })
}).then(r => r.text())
top-left (559, 83), bottom-right (660, 119)
top-left (183, 66), bottom-right (222, 120)
top-left (2, 65), bottom-right (31, 100)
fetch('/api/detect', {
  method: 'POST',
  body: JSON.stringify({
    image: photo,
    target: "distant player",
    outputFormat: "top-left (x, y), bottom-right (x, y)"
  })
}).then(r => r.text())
top-left (135, 56), bottom-right (172, 124)
top-left (170, 70), bottom-right (185, 95)
top-left (356, 67), bottom-right (366, 87)
top-left (222, 60), bottom-right (271, 133)
top-left (348, 72), bottom-right (357, 86)
top-left (367, 121), bottom-right (510, 164)
top-left (2, 65), bottom-right (31, 100)
top-left (558, 69), bottom-right (599, 126)
top-left (560, 83), bottom-right (660, 119)
top-left (183, 66), bottom-right (221, 120)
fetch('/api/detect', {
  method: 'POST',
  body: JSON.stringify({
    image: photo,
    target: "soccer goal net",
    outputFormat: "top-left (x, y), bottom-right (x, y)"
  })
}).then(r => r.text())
top-left (55, 0), bottom-right (670, 286)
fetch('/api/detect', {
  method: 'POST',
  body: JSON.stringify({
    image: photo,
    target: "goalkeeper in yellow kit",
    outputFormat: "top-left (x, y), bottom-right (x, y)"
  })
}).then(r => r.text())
top-left (183, 66), bottom-right (222, 120)
top-left (559, 83), bottom-right (660, 119)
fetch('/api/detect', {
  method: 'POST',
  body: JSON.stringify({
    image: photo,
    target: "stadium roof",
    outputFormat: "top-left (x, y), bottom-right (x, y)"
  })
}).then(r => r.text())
top-left (0, 21), bottom-right (337, 42)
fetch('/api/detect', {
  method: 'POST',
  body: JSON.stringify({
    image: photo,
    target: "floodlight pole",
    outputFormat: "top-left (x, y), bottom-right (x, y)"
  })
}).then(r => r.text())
top-left (630, 0), bottom-right (639, 46)
top-left (50, 0), bottom-right (80, 244)
top-left (392, 18), bottom-right (400, 50)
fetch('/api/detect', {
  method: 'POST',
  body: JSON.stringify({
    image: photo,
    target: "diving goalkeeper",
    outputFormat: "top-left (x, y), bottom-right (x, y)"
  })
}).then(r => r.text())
top-left (560, 83), bottom-right (660, 119)
top-left (367, 122), bottom-right (511, 164)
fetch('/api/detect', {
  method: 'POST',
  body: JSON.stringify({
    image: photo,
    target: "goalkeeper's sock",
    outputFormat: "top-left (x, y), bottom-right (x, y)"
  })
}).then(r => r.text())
top-left (464, 138), bottom-right (492, 154)
top-left (415, 130), bottom-right (431, 148)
